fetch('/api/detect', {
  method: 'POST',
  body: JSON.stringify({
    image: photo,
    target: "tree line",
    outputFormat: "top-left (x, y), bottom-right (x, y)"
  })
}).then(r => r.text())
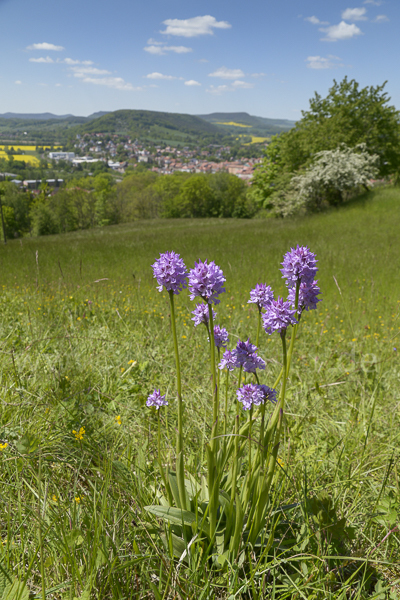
top-left (0, 171), bottom-right (257, 239)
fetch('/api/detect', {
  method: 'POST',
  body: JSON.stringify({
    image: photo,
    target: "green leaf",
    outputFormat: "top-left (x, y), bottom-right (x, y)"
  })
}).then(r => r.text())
top-left (229, 495), bottom-right (244, 557)
top-left (217, 550), bottom-right (230, 566)
top-left (73, 592), bottom-right (91, 600)
top-left (16, 433), bottom-right (39, 455)
top-left (1, 579), bottom-right (30, 600)
top-left (167, 472), bottom-right (181, 508)
top-left (0, 563), bottom-right (13, 599)
top-left (66, 529), bottom-right (84, 548)
top-left (145, 505), bottom-right (197, 526)
top-left (201, 476), bottom-right (209, 502)
top-left (148, 582), bottom-right (162, 600)
top-left (161, 532), bottom-right (187, 561)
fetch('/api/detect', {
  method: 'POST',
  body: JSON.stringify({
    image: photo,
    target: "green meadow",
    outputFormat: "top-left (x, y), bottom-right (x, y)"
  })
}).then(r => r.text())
top-left (0, 187), bottom-right (399, 598)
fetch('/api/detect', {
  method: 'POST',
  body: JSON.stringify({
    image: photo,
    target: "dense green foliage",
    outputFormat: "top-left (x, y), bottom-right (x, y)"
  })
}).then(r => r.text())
top-left (0, 187), bottom-right (399, 597)
top-left (250, 78), bottom-right (400, 213)
top-left (0, 171), bottom-right (256, 238)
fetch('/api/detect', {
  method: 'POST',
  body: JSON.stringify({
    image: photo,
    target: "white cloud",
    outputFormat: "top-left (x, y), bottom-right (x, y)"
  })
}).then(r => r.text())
top-left (231, 80), bottom-right (254, 89)
top-left (80, 77), bottom-right (138, 91)
top-left (147, 38), bottom-right (163, 45)
top-left (29, 56), bottom-right (54, 63)
top-left (144, 44), bottom-right (192, 55)
top-left (250, 72), bottom-right (267, 78)
top-left (207, 85), bottom-right (229, 95)
top-left (373, 14), bottom-right (389, 22)
top-left (206, 80), bottom-right (253, 94)
top-left (305, 16), bottom-right (329, 25)
top-left (62, 58), bottom-right (94, 65)
top-left (145, 72), bottom-right (177, 80)
top-left (161, 15), bottom-right (231, 37)
top-left (341, 7), bottom-right (367, 20)
top-left (185, 80), bottom-right (201, 86)
top-left (55, 83), bottom-right (62, 87)
top-left (306, 55), bottom-right (345, 69)
top-left (320, 21), bottom-right (363, 41)
top-left (144, 45), bottom-right (165, 55)
top-left (15, 80), bottom-right (22, 85)
top-left (27, 42), bottom-right (64, 51)
top-left (363, 0), bottom-right (382, 5)
top-left (208, 66), bottom-right (245, 79)
top-left (71, 66), bottom-right (111, 78)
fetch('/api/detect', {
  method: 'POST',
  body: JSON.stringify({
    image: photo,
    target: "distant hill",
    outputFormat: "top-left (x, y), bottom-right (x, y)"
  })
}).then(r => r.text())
top-left (0, 111), bottom-right (109, 121)
top-left (197, 112), bottom-right (296, 136)
top-left (75, 109), bottom-right (221, 137)
top-left (86, 111), bottom-right (110, 120)
top-left (0, 112), bottom-right (75, 120)
top-left (0, 109), bottom-right (295, 145)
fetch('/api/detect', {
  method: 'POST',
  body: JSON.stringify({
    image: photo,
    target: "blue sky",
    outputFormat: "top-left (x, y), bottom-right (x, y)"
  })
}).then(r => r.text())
top-left (0, 0), bottom-right (398, 119)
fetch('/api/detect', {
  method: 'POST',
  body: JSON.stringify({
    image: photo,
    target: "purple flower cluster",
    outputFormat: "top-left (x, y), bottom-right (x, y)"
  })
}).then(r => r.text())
top-left (262, 297), bottom-right (298, 335)
top-left (248, 284), bottom-right (274, 310)
top-left (218, 339), bottom-right (265, 373)
top-left (213, 325), bottom-right (229, 348)
top-left (258, 384), bottom-right (278, 404)
top-left (237, 384), bottom-right (265, 410)
top-left (191, 303), bottom-right (216, 327)
top-left (235, 339), bottom-right (266, 373)
top-left (152, 251), bottom-right (188, 295)
top-left (236, 383), bottom-right (277, 410)
top-left (281, 245), bottom-right (318, 288)
top-left (146, 389), bottom-right (168, 410)
top-left (288, 280), bottom-right (321, 313)
top-left (218, 349), bottom-right (237, 371)
top-left (188, 259), bottom-right (226, 305)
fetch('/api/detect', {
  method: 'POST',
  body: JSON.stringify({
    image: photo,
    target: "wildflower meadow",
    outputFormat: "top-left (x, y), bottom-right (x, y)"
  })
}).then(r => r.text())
top-left (0, 186), bottom-right (399, 599)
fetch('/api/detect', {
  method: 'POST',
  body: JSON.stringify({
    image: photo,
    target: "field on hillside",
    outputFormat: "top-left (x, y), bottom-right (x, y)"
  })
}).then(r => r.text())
top-left (0, 188), bottom-right (399, 599)
top-left (0, 153), bottom-right (40, 164)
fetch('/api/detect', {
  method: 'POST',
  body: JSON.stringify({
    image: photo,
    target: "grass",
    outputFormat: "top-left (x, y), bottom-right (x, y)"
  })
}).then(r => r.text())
top-left (0, 186), bottom-right (399, 598)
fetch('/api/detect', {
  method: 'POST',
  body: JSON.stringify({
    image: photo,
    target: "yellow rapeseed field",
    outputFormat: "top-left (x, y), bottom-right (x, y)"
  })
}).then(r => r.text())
top-left (0, 145), bottom-right (36, 151)
top-left (0, 145), bottom-right (61, 151)
top-left (0, 151), bottom-right (40, 165)
top-left (13, 155), bottom-right (40, 164)
top-left (235, 134), bottom-right (269, 145)
top-left (216, 122), bottom-right (250, 128)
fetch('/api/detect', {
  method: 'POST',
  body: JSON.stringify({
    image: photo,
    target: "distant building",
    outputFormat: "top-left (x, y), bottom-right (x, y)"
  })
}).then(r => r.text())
top-left (72, 157), bottom-right (100, 165)
top-left (49, 152), bottom-right (75, 161)
top-left (0, 172), bottom-right (18, 181)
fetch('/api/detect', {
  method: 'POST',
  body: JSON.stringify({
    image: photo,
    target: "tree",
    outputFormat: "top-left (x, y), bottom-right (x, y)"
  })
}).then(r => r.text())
top-left (295, 77), bottom-right (400, 176)
top-left (250, 77), bottom-right (400, 212)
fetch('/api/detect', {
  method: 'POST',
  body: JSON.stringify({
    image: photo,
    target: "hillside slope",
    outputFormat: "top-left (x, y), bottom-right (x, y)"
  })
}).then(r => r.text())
top-left (197, 112), bottom-right (295, 135)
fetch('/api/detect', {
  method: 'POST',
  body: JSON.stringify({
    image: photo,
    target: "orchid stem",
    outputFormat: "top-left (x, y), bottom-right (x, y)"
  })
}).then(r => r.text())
top-left (168, 290), bottom-right (187, 510)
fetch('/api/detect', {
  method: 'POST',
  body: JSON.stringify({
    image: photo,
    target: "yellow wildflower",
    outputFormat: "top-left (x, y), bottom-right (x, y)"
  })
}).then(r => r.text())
top-left (115, 415), bottom-right (122, 426)
top-left (72, 427), bottom-right (85, 441)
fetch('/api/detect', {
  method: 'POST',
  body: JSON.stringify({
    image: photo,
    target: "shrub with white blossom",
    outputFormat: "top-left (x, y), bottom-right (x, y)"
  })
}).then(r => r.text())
top-left (292, 144), bottom-right (379, 211)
